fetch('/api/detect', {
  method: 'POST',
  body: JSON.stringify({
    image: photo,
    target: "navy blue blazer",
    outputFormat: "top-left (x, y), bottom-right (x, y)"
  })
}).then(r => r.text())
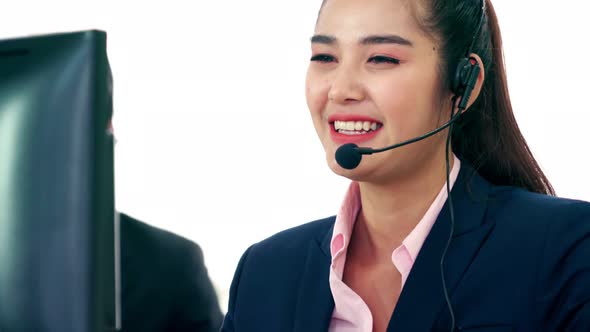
top-left (221, 164), bottom-right (590, 331)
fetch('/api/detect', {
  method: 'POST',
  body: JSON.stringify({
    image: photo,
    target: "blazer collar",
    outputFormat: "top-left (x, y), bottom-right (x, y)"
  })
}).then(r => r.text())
top-left (292, 223), bottom-right (335, 332)
top-left (388, 162), bottom-right (494, 331)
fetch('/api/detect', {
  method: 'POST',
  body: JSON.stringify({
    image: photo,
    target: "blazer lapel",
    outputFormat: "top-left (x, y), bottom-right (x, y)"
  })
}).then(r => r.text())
top-left (293, 221), bottom-right (335, 332)
top-left (388, 164), bottom-right (495, 332)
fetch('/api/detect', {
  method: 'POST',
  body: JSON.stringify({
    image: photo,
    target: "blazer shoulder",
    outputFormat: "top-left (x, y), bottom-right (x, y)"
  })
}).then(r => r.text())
top-left (486, 186), bottom-right (590, 235)
top-left (490, 186), bottom-right (590, 218)
top-left (255, 216), bottom-right (335, 251)
top-left (242, 216), bottom-right (335, 268)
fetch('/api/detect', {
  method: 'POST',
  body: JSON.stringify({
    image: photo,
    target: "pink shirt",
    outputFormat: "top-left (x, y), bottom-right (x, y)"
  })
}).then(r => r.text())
top-left (328, 156), bottom-right (461, 332)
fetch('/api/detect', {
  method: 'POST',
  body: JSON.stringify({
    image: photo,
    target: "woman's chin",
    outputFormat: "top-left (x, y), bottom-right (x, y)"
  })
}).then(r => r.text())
top-left (326, 156), bottom-right (372, 182)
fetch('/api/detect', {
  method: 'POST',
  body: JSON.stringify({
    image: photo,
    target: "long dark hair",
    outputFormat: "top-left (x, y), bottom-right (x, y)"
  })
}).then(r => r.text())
top-left (417, 0), bottom-right (554, 195)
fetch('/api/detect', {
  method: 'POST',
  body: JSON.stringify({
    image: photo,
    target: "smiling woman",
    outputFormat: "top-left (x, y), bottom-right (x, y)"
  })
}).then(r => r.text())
top-left (221, 0), bottom-right (590, 331)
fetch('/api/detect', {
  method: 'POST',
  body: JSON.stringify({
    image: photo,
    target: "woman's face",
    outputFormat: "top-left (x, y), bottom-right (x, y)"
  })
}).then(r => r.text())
top-left (306, 0), bottom-right (452, 184)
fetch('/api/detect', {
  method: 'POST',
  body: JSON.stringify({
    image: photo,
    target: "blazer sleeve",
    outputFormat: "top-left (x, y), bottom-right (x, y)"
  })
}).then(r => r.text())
top-left (536, 201), bottom-right (590, 331)
top-left (221, 245), bottom-right (253, 332)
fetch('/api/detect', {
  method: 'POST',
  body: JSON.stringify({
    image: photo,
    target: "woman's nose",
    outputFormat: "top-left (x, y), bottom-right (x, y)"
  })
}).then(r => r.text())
top-left (327, 65), bottom-right (366, 104)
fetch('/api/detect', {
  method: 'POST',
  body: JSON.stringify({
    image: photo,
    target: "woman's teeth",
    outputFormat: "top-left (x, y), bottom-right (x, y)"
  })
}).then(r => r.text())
top-left (333, 121), bottom-right (380, 134)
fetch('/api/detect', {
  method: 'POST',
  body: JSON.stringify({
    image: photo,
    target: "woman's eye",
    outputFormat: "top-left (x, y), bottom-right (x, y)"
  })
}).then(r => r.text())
top-left (368, 56), bottom-right (400, 65)
top-left (310, 54), bottom-right (336, 63)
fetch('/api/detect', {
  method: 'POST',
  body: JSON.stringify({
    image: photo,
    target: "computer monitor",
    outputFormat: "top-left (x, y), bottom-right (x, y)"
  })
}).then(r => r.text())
top-left (0, 30), bottom-right (117, 331)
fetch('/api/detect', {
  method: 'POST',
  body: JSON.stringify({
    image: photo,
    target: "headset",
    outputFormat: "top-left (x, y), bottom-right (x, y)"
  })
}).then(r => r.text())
top-left (334, 0), bottom-right (487, 169)
top-left (442, 0), bottom-right (487, 331)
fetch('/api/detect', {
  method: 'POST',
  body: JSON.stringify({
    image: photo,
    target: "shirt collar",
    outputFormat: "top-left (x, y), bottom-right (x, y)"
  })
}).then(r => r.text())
top-left (330, 181), bottom-right (361, 258)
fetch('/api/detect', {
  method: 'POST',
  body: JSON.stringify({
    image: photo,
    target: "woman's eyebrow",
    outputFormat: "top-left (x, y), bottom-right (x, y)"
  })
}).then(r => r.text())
top-left (310, 34), bottom-right (336, 44)
top-left (310, 34), bottom-right (413, 47)
top-left (360, 34), bottom-right (413, 46)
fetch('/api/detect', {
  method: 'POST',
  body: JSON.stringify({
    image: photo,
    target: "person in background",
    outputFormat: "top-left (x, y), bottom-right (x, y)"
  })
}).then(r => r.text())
top-left (120, 212), bottom-right (222, 331)
top-left (221, 0), bottom-right (590, 331)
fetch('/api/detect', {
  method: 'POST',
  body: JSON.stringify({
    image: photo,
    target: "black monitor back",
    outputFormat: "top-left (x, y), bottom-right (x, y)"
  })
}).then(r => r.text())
top-left (0, 30), bottom-right (117, 331)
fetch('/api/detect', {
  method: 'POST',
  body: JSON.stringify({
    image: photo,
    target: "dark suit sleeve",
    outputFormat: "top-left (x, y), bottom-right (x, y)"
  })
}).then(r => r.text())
top-left (169, 241), bottom-right (223, 332)
top-left (536, 201), bottom-right (590, 331)
top-left (221, 246), bottom-right (253, 332)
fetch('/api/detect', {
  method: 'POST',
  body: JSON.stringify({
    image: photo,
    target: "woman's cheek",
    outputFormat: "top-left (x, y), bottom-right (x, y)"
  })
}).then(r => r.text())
top-left (373, 81), bottom-right (408, 117)
top-left (306, 79), bottom-right (329, 117)
top-left (374, 80), bottom-right (423, 140)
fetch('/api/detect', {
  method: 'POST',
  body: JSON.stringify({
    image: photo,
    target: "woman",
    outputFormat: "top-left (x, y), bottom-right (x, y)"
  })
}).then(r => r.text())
top-left (222, 0), bottom-right (590, 331)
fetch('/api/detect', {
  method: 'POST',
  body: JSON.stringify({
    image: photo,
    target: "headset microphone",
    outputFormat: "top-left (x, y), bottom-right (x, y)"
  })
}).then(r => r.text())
top-left (335, 110), bottom-right (465, 170)
top-left (334, 144), bottom-right (364, 170)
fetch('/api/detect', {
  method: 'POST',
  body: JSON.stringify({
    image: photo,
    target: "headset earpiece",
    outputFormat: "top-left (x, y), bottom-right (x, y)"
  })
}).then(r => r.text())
top-left (453, 56), bottom-right (481, 111)
top-left (453, 57), bottom-right (473, 94)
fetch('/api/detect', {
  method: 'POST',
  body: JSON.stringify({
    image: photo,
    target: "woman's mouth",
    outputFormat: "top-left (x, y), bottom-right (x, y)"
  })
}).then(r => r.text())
top-left (328, 119), bottom-right (383, 144)
top-left (333, 120), bottom-right (382, 135)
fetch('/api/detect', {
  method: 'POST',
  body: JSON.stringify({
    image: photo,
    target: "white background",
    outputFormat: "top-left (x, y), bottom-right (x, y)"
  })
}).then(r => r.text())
top-left (2, 0), bottom-right (589, 311)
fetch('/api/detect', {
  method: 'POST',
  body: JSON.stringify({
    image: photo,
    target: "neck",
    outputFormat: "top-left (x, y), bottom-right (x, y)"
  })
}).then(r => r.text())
top-left (351, 151), bottom-right (454, 262)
